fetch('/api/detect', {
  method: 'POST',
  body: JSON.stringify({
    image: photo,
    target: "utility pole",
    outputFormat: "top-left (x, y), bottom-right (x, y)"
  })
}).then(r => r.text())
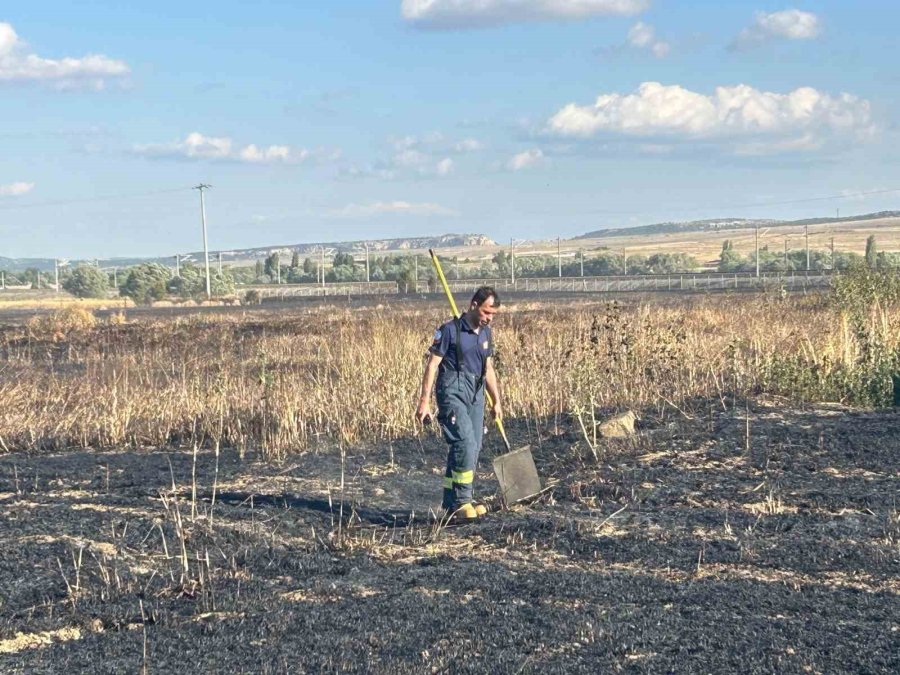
top-left (276, 256), bottom-right (281, 285)
top-left (510, 238), bottom-right (515, 284)
top-left (320, 247), bottom-right (325, 287)
top-left (805, 224), bottom-right (810, 271)
top-left (557, 237), bottom-right (562, 278)
top-left (580, 249), bottom-right (584, 278)
top-left (193, 183), bottom-right (212, 299)
top-left (365, 243), bottom-right (370, 283)
top-left (414, 255), bottom-right (419, 292)
top-left (755, 224), bottom-right (760, 278)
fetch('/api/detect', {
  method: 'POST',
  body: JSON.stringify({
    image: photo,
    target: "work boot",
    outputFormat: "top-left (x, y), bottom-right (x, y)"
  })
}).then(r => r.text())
top-left (473, 502), bottom-right (488, 517)
top-left (446, 502), bottom-right (479, 522)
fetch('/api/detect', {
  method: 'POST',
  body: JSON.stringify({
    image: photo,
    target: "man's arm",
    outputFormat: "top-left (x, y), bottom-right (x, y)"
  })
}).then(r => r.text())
top-left (415, 353), bottom-right (443, 424)
top-left (484, 357), bottom-right (502, 422)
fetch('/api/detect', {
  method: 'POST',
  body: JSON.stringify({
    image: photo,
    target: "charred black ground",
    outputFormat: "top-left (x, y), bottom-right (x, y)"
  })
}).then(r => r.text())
top-left (0, 398), bottom-right (897, 673)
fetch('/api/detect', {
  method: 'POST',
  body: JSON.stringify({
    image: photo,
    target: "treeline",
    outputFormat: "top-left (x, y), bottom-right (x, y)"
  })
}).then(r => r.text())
top-left (5, 236), bottom-right (898, 304)
top-left (229, 250), bottom-right (700, 286)
top-left (0, 262), bottom-right (234, 304)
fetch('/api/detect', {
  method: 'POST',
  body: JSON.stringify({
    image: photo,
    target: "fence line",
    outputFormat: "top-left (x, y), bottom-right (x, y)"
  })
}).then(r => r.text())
top-left (246, 270), bottom-right (835, 300)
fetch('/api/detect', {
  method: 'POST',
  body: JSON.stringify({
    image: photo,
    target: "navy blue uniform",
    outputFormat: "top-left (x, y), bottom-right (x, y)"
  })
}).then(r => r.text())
top-left (429, 317), bottom-right (493, 509)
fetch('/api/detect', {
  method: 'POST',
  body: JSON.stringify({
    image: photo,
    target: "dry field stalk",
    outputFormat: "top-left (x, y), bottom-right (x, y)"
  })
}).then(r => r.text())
top-left (0, 293), bottom-right (897, 457)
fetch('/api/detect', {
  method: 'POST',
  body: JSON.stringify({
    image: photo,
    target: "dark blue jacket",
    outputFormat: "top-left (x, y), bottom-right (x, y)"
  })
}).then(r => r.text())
top-left (429, 317), bottom-right (493, 377)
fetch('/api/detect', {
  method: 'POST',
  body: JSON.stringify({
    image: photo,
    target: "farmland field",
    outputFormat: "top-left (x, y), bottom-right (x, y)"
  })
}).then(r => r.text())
top-left (0, 291), bottom-right (897, 673)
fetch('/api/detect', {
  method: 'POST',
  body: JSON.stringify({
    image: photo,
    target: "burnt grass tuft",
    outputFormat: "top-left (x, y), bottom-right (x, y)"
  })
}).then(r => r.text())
top-left (0, 398), bottom-right (897, 673)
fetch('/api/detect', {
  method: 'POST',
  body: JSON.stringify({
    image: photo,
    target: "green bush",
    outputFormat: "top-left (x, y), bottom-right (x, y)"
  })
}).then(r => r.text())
top-left (63, 266), bottom-right (109, 298)
top-left (119, 263), bottom-right (170, 305)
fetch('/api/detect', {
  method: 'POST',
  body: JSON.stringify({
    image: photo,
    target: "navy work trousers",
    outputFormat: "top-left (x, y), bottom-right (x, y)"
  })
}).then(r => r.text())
top-left (436, 370), bottom-right (485, 509)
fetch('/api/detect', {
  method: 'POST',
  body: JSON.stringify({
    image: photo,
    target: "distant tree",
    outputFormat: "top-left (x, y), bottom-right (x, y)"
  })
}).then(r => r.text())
top-left (877, 251), bottom-right (900, 269)
top-left (718, 241), bottom-right (746, 272)
top-left (290, 251), bottom-right (300, 269)
top-left (168, 264), bottom-right (235, 299)
top-left (119, 263), bottom-right (170, 305)
top-left (264, 253), bottom-right (280, 280)
top-left (63, 266), bottom-right (109, 298)
top-left (333, 252), bottom-right (355, 268)
top-left (228, 265), bottom-right (258, 285)
top-left (254, 259), bottom-right (264, 277)
top-left (865, 235), bottom-right (877, 269)
top-left (209, 270), bottom-right (235, 297)
top-left (302, 257), bottom-right (315, 274)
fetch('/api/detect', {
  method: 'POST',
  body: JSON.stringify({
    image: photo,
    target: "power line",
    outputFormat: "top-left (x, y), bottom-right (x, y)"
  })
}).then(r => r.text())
top-left (0, 186), bottom-right (194, 211)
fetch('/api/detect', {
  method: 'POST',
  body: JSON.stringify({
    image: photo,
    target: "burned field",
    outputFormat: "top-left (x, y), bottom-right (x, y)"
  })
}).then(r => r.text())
top-left (1, 398), bottom-right (897, 673)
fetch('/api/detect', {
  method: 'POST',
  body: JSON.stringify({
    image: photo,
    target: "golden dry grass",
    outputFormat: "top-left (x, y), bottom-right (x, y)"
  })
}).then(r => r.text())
top-left (0, 293), bottom-right (897, 456)
top-left (437, 215), bottom-right (900, 266)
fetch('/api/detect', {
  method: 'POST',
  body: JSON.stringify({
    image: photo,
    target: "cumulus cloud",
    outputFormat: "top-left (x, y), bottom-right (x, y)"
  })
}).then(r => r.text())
top-left (435, 157), bottom-right (455, 175)
top-left (626, 22), bottom-right (669, 57)
top-left (347, 132), bottom-right (473, 179)
top-left (133, 132), bottom-right (311, 164)
top-left (546, 81), bottom-right (874, 154)
top-left (732, 9), bottom-right (821, 50)
top-left (326, 201), bottom-right (459, 218)
top-left (0, 22), bottom-right (129, 88)
top-left (402, 0), bottom-right (648, 29)
top-left (453, 138), bottom-right (483, 152)
top-left (507, 149), bottom-right (545, 170)
top-left (0, 181), bottom-right (35, 197)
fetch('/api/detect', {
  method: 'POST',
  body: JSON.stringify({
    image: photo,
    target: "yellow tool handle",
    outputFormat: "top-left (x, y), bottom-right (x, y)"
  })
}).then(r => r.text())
top-left (428, 249), bottom-right (511, 452)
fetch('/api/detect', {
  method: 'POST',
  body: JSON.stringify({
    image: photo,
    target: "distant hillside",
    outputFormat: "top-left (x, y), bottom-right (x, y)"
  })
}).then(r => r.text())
top-left (577, 218), bottom-right (777, 239)
top-left (215, 233), bottom-right (495, 262)
top-left (577, 211), bottom-right (900, 240)
top-left (0, 233), bottom-right (496, 273)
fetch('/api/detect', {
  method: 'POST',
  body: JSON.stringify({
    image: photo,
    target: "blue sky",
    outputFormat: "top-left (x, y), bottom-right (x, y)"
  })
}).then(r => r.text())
top-left (1, 1), bottom-right (899, 258)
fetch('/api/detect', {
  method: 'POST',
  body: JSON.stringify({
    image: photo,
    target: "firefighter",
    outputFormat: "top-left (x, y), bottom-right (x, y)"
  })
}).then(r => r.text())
top-left (415, 286), bottom-right (503, 520)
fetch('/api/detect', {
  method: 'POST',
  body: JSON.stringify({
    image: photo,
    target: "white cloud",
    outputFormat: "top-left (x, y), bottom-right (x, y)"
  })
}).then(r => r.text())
top-left (626, 22), bottom-right (669, 57)
top-left (453, 138), bottom-right (483, 152)
top-left (546, 81), bottom-right (874, 154)
top-left (0, 181), bottom-right (35, 197)
top-left (732, 10), bottom-right (821, 50)
top-left (402, 0), bottom-right (648, 29)
top-left (352, 132), bottom-right (471, 178)
top-left (133, 132), bottom-right (311, 164)
top-left (326, 201), bottom-right (459, 218)
top-left (0, 22), bottom-right (129, 88)
top-left (435, 157), bottom-right (455, 175)
top-left (507, 149), bottom-right (545, 170)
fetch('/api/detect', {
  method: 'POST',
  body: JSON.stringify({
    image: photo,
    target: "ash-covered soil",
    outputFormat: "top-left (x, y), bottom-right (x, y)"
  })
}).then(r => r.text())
top-left (0, 399), bottom-right (897, 674)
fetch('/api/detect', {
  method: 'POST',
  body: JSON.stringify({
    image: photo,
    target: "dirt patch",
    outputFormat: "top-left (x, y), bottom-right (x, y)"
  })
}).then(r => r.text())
top-left (0, 399), bottom-right (897, 673)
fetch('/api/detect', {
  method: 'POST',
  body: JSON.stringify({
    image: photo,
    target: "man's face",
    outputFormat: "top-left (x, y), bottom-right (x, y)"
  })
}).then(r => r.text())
top-left (472, 297), bottom-right (498, 327)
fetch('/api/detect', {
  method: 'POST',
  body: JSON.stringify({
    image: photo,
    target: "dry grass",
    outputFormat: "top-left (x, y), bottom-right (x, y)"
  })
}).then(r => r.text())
top-left (432, 216), bottom-right (900, 266)
top-left (0, 292), bottom-right (132, 310)
top-left (0, 293), bottom-right (897, 456)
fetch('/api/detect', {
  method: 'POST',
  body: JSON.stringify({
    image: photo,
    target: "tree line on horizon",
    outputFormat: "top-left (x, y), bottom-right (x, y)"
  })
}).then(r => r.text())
top-left (2, 235), bottom-right (897, 303)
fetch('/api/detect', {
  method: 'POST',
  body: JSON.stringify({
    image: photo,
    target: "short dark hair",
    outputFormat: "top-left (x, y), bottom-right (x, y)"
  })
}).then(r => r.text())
top-left (471, 286), bottom-right (500, 308)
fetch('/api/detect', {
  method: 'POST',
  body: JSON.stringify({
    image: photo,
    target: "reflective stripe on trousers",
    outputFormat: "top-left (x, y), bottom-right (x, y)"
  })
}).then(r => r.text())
top-left (436, 370), bottom-right (485, 509)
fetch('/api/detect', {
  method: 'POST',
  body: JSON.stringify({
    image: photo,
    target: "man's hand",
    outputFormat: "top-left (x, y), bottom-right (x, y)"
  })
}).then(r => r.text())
top-left (491, 401), bottom-right (503, 424)
top-left (415, 399), bottom-right (433, 425)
